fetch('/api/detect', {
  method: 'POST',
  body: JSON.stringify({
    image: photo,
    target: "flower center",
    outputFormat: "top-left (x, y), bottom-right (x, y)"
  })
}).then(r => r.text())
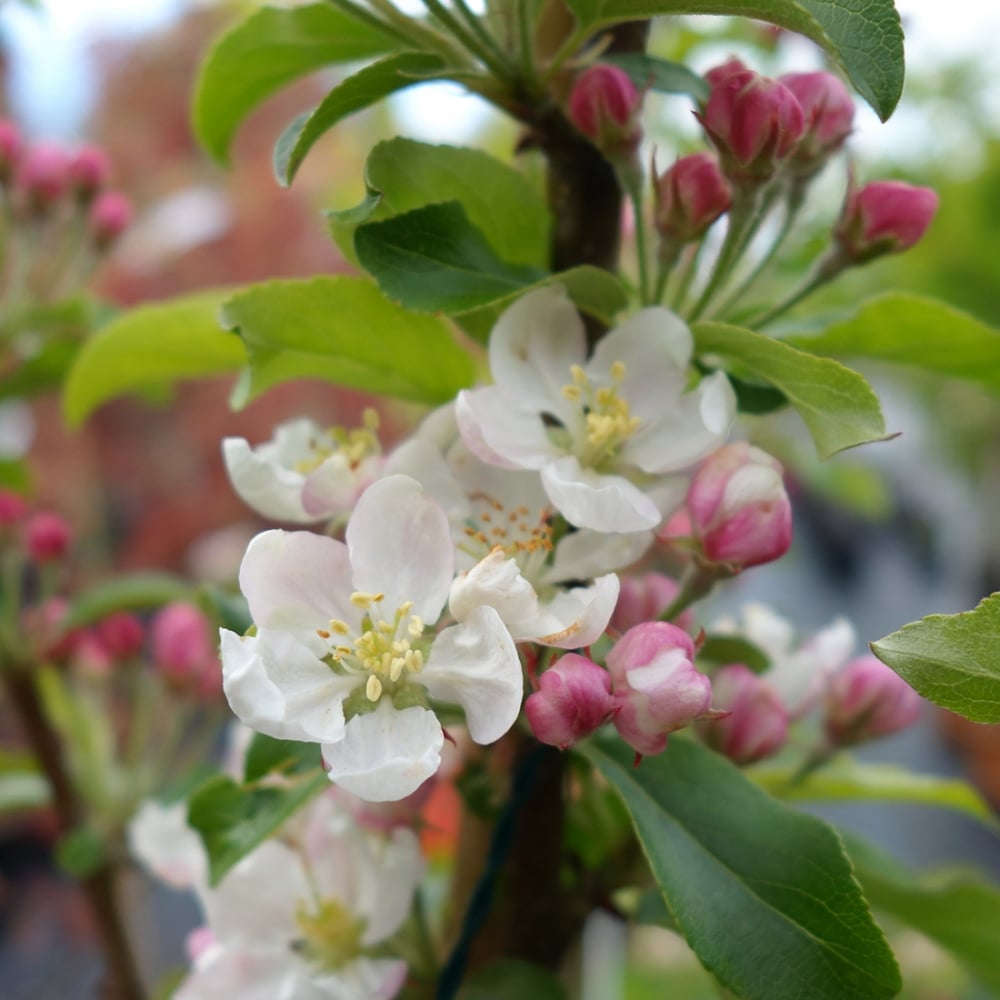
top-left (294, 898), bottom-right (364, 972)
top-left (460, 494), bottom-right (554, 577)
top-left (295, 408), bottom-right (381, 474)
top-left (317, 593), bottom-right (425, 704)
top-left (561, 361), bottom-right (641, 467)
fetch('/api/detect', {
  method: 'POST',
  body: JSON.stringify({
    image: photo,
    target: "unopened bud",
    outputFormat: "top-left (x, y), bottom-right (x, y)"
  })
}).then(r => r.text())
top-left (654, 152), bottom-right (731, 243)
top-left (687, 442), bottom-right (792, 569)
top-left (698, 66), bottom-right (805, 183)
top-left (68, 145), bottom-right (111, 201)
top-left (567, 64), bottom-right (642, 155)
top-left (151, 602), bottom-right (219, 693)
top-left (698, 664), bottom-right (788, 764)
top-left (704, 58), bottom-right (751, 89)
top-left (779, 71), bottom-right (854, 175)
top-left (24, 511), bottom-right (73, 563)
top-left (824, 655), bottom-right (921, 745)
top-left (88, 191), bottom-right (133, 249)
top-left (607, 622), bottom-right (720, 756)
top-left (17, 143), bottom-right (71, 211)
top-left (97, 612), bottom-right (145, 661)
top-left (0, 489), bottom-right (27, 526)
top-left (835, 179), bottom-right (938, 263)
top-left (611, 572), bottom-right (692, 632)
top-left (525, 653), bottom-right (617, 749)
top-left (0, 119), bottom-right (23, 182)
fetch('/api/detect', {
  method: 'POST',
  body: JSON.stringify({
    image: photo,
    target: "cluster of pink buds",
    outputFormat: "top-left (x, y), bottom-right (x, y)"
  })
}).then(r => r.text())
top-left (150, 602), bottom-right (223, 700)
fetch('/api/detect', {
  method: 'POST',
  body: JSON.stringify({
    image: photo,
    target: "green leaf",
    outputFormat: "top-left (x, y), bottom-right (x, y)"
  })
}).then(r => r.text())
top-left (785, 293), bottom-right (1000, 394)
top-left (693, 321), bottom-right (890, 459)
top-left (55, 827), bottom-right (107, 878)
top-left (336, 138), bottom-right (551, 268)
top-left (844, 833), bottom-right (1000, 994)
top-left (0, 339), bottom-right (79, 402)
top-left (871, 593), bottom-right (1000, 723)
top-left (221, 276), bottom-right (475, 406)
top-left (242, 734), bottom-right (321, 783)
top-left (605, 53), bottom-right (709, 100)
top-left (697, 635), bottom-right (770, 673)
top-left (580, 736), bottom-right (901, 1000)
top-left (276, 52), bottom-right (448, 185)
top-left (187, 771), bottom-right (328, 885)
top-left (62, 572), bottom-right (193, 630)
top-left (563, 0), bottom-right (904, 120)
top-left (355, 202), bottom-right (627, 322)
top-left (634, 887), bottom-right (680, 932)
top-left (460, 960), bottom-right (568, 1000)
top-left (752, 757), bottom-right (999, 831)
top-left (63, 290), bottom-right (246, 427)
top-left (193, 3), bottom-right (399, 163)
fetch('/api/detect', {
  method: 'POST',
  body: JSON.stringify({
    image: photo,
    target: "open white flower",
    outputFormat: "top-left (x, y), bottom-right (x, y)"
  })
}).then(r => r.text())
top-left (456, 286), bottom-right (735, 533)
top-left (222, 414), bottom-right (384, 524)
top-left (221, 474), bottom-right (522, 801)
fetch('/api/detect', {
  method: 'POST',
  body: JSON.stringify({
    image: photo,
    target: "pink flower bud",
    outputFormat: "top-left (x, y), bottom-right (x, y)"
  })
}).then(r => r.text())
top-left (568, 64), bottom-right (642, 153)
top-left (17, 143), bottom-right (71, 210)
top-left (68, 145), bottom-right (111, 200)
top-left (0, 489), bottom-right (27, 526)
top-left (824, 655), bottom-right (921, 745)
top-left (151, 602), bottom-right (218, 686)
top-left (704, 58), bottom-right (751, 89)
top-left (97, 612), bottom-right (145, 661)
top-left (687, 442), bottom-right (792, 568)
top-left (88, 191), bottom-right (133, 249)
top-left (835, 179), bottom-right (939, 263)
top-left (72, 629), bottom-right (114, 678)
top-left (698, 664), bottom-right (788, 764)
top-left (654, 152), bottom-right (731, 243)
top-left (0, 119), bottom-right (23, 181)
top-left (779, 71), bottom-right (854, 172)
top-left (525, 653), bottom-right (617, 749)
top-left (607, 622), bottom-right (719, 756)
top-left (24, 511), bottom-right (73, 563)
top-left (699, 68), bottom-right (805, 182)
top-left (611, 572), bottom-right (693, 633)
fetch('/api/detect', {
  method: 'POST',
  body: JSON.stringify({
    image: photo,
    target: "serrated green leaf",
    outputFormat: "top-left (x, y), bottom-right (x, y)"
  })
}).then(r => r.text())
top-left (62, 290), bottom-right (245, 427)
top-left (221, 276), bottom-right (475, 406)
top-left (752, 757), bottom-right (999, 830)
top-left (563, 0), bottom-right (903, 120)
top-left (276, 52), bottom-right (448, 185)
top-left (579, 736), bottom-right (901, 1000)
top-left (844, 832), bottom-right (1000, 994)
top-left (193, 3), bottom-right (399, 163)
top-left (62, 572), bottom-right (193, 630)
top-left (187, 771), bottom-right (327, 885)
top-left (694, 321), bottom-right (890, 459)
top-left (786, 293), bottom-right (1000, 393)
top-left (872, 593), bottom-right (1000, 723)
top-left (243, 734), bottom-right (320, 783)
top-left (355, 202), bottom-right (627, 322)
top-left (605, 53), bottom-right (709, 100)
top-left (697, 635), bottom-right (770, 673)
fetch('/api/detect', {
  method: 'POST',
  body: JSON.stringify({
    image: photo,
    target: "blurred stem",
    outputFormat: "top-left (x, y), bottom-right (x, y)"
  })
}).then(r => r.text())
top-left (652, 241), bottom-right (681, 306)
top-left (357, 0), bottom-right (466, 59)
top-left (752, 250), bottom-right (846, 328)
top-left (624, 172), bottom-right (651, 305)
top-left (670, 240), bottom-right (703, 313)
top-left (452, 0), bottom-right (515, 77)
top-left (418, 0), bottom-right (514, 80)
top-left (658, 563), bottom-right (722, 622)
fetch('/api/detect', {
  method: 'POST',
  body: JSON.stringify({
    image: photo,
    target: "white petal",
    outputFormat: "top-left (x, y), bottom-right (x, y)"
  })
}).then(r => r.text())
top-left (312, 959), bottom-right (409, 1000)
top-left (322, 703), bottom-right (443, 803)
top-left (175, 945), bottom-right (299, 1000)
top-left (346, 476), bottom-right (453, 622)
top-left (222, 438), bottom-right (315, 523)
top-left (447, 440), bottom-right (549, 513)
top-left (384, 438), bottom-right (468, 523)
top-left (541, 455), bottom-right (661, 532)
top-left (238, 530), bottom-right (361, 634)
top-left (544, 528), bottom-right (652, 584)
top-left (301, 454), bottom-right (382, 518)
top-left (488, 285), bottom-right (586, 424)
top-left (456, 388), bottom-right (561, 470)
top-left (128, 800), bottom-right (207, 891)
top-left (221, 629), bottom-right (353, 745)
top-left (356, 828), bottom-right (425, 945)
top-left (422, 606), bottom-right (522, 745)
top-left (449, 549), bottom-right (540, 634)
top-left (522, 574), bottom-right (620, 648)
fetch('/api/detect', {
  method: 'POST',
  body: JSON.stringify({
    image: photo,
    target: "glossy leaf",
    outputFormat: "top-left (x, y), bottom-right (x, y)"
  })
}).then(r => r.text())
top-left (580, 736), bottom-right (901, 1000)
top-left (62, 572), bottom-right (193, 630)
top-left (242, 734), bottom-right (320, 783)
top-left (605, 53), bottom-right (709, 100)
top-left (563, 0), bottom-right (904, 120)
top-left (275, 52), bottom-right (448, 185)
top-left (872, 593), bottom-right (1000, 723)
top-left (786, 293), bottom-right (1000, 394)
top-left (194, 3), bottom-right (398, 163)
top-left (694, 321), bottom-right (890, 459)
top-left (221, 276), bottom-right (476, 406)
top-left (63, 290), bottom-right (245, 426)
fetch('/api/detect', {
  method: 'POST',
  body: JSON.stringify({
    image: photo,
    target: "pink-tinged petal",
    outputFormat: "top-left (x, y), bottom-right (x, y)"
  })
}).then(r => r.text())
top-left (449, 548), bottom-right (540, 634)
top-left (175, 945), bottom-right (298, 1000)
top-left (488, 285), bottom-right (586, 424)
top-left (127, 800), bottom-right (206, 891)
top-left (313, 958), bottom-right (409, 1000)
top-left (220, 629), bottom-right (353, 744)
top-left (541, 456), bottom-right (661, 532)
top-left (456, 388), bottom-right (562, 470)
top-left (322, 703), bottom-right (444, 803)
top-left (346, 475), bottom-right (454, 622)
top-left (422, 606), bottom-right (522, 745)
top-left (526, 574), bottom-right (620, 648)
top-left (354, 828), bottom-right (425, 945)
top-left (448, 440), bottom-right (549, 512)
top-left (622, 370), bottom-right (735, 474)
top-left (384, 439), bottom-right (468, 521)
top-left (222, 438), bottom-right (315, 523)
top-left (543, 528), bottom-right (652, 584)
top-left (301, 453), bottom-right (382, 518)
top-left (238, 530), bottom-right (361, 633)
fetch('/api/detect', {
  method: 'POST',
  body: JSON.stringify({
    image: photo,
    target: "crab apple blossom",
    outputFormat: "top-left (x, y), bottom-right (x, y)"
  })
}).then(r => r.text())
top-left (698, 664), bottom-right (788, 764)
top-left (17, 142), bottom-right (71, 210)
top-left (152, 602), bottom-right (221, 698)
top-left (835, 179), bottom-right (939, 263)
top-left (68, 145), bottom-right (111, 199)
top-left (654, 152), bottom-right (731, 244)
top-left (567, 64), bottom-right (642, 154)
top-left (221, 475), bottom-right (522, 801)
top-left (607, 621), bottom-right (721, 756)
top-left (96, 612), bottom-right (145, 661)
top-left (223, 414), bottom-right (384, 525)
top-left (610, 572), bottom-right (693, 633)
top-left (779, 71), bottom-right (854, 175)
top-left (0, 489), bottom-right (26, 526)
top-left (687, 441), bottom-right (792, 568)
top-left (525, 654), bottom-right (617, 748)
top-left (456, 286), bottom-right (735, 534)
top-left (88, 190), bottom-right (133, 248)
top-left (24, 510), bottom-right (72, 562)
top-left (824, 655), bottom-right (922, 746)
